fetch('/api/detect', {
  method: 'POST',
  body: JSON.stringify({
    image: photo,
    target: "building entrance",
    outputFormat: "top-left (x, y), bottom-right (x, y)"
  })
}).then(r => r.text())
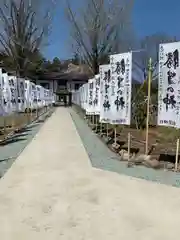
top-left (56, 91), bottom-right (72, 107)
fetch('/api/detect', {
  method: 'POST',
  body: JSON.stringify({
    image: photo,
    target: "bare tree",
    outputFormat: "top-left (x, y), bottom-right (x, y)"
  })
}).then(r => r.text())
top-left (134, 33), bottom-right (177, 80)
top-left (0, 0), bottom-right (56, 76)
top-left (66, 0), bottom-right (134, 74)
top-left (132, 33), bottom-right (177, 102)
top-left (132, 33), bottom-right (177, 129)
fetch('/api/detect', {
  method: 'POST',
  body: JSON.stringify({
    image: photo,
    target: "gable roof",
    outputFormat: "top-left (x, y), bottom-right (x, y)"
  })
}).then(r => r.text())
top-left (35, 63), bottom-right (90, 81)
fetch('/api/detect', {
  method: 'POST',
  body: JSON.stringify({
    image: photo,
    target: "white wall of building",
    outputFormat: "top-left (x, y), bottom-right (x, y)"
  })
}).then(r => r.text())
top-left (67, 81), bottom-right (86, 92)
top-left (36, 79), bottom-right (87, 93)
top-left (35, 80), bottom-right (57, 92)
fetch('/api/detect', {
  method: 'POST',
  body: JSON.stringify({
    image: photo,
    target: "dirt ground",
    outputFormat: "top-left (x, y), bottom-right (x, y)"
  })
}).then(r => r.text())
top-left (0, 108), bottom-right (45, 141)
top-left (73, 105), bottom-right (180, 163)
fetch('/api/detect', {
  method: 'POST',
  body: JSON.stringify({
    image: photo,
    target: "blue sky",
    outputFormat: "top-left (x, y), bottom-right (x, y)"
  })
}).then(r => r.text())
top-left (44, 0), bottom-right (180, 60)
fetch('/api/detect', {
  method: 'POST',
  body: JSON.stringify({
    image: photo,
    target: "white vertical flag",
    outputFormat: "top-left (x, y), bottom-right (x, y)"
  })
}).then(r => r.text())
top-left (99, 64), bottom-right (111, 123)
top-left (80, 86), bottom-right (83, 109)
top-left (25, 80), bottom-right (30, 111)
top-left (36, 85), bottom-right (41, 108)
top-left (9, 76), bottom-right (18, 113)
top-left (110, 52), bottom-right (132, 125)
top-left (31, 82), bottom-right (37, 110)
top-left (158, 42), bottom-right (180, 128)
top-left (82, 84), bottom-right (87, 110)
top-left (0, 68), bottom-right (4, 116)
top-left (81, 85), bottom-right (84, 109)
top-left (40, 86), bottom-right (44, 107)
top-left (93, 75), bottom-right (101, 115)
top-left (86, 79), bottom-right (94, 115)
top-left (3, 73), bottom-right (11, 115)
top-left (84, 83), bottom-right (88, 112)
top-left (17, 78), bottom-right (25, 112)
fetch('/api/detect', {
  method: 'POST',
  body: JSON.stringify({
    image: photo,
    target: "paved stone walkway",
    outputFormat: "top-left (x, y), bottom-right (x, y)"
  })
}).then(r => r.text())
top-left (0, 109), bottom-right (54, 178)
top-left (0, 108), bottom-right (180, 239)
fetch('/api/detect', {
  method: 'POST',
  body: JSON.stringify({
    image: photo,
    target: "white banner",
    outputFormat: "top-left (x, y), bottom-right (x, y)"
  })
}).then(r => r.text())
top-left (75, 89), bottom-right (80, 106)
top-left (84, 83), bottom-right (88, 112)
top-left (99, 64), bottom-right (111, 123)
top-left (39, 85), bottom-right (45, 107)
top-left (110, 52), bottom-right (132, 125)
top-left (25, 80), bottom-right (31, 110)
top-left (86, 79), bottom-right (94, 115)
top-left (9, 76), bottom-right (18, 113)
top-left (80, 86), bottom-right (84, 109)
top-left (31, 82), bottom-right (37, 109)
top-left (158, 42), bottom-right (180, 128)
top-left (3, 73), bottom-right (12, 115)
top-left (0, 68), bottom-right (4, 116)
top-left (43, 88), bottom-right (47, 106)
top-left (93, 75), bottom-right (101, 115)
top-left (17, 78), bottom-right (25, 112)
top-left (36, 85), bottom-right (41, 108)
top-left (81, 84), bottom-right (86, 110)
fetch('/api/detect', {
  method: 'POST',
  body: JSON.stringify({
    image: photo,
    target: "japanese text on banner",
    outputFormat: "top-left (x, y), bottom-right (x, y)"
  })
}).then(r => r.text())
top-left (110, 52), bottom-right (132, 125)
top-left (99, 64), bottom-right (111, 123)
top-left (158, 42), bottom-right (180, 128)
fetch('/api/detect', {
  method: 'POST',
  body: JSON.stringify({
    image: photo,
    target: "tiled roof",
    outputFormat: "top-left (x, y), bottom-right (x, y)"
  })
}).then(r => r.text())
top-left (37, 72), bottom-right (89, 81)
top-left (36, 64), bottom-right (91, 81)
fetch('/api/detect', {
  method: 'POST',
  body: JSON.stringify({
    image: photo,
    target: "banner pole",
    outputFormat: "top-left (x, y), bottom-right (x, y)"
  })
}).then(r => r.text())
top-left (3, 116), bottom-right (6, 136)
top-left (96, 115), bottom-right (98, 132)
top-left (100, 122), bottom-right (102, 134)
top-left (128, 132), bottom-right (131, 161)
top-left (175, 138), bottom-right (180, 171)
top-left (114, 125), bottom-right (117, 145)
top-left (106, 123), bottom-right (109, 137)
top-left (145, 58), bottom-right (152, 155)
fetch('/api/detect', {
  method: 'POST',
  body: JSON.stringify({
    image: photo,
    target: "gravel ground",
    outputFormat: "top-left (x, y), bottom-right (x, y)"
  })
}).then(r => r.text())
top-left (0, 108), bottom-right (54, 178)
top-left (70, 108), bottom-right (180, 188)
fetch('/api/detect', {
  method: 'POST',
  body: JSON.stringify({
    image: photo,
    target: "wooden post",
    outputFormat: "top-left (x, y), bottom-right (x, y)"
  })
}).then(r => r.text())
top-left (145, 58), bottom-right (152, 155)
top-left (95, 115), bottom-right (98, 132)
top-left (100, 122), bottom-right (102, 134)
top-left (36, 108), bottom-right (38, 119)
top-left (3, 117), bottom-right (6, 136)
top-left (114, 125), bottom-right (117, 145)
top-left (106, 123), bottom-right (109, 137)
top-left (30, 107), bottom-right (33, 122)
top-left (94, 115), bottom-right (96, 131)
top-left (96, 115), bottom-right (98, 132)
top-left (28, 99), bottom-right (31, 123)
top-left (175, 138), bottom-right (179, 171)
top-left (128, 132), bottom-right (131, 161)
top-left (92, 114), bottom-right (95, 127)
top-left (26, 109), bottom-right (29, 124)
